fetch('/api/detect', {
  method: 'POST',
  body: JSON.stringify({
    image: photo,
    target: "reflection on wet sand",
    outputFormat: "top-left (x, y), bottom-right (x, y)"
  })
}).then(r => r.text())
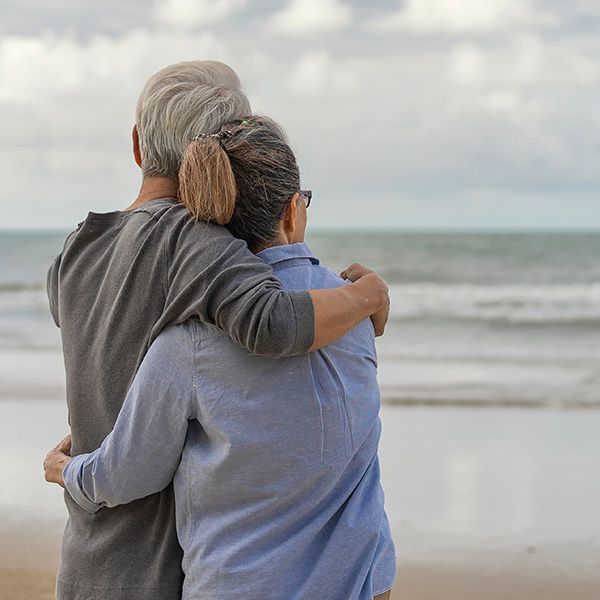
top-left (1, 401), bottom-right (600, 599)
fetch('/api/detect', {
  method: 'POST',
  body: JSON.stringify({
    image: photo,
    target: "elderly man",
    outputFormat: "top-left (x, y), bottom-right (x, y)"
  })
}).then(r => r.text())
top-left (46, 61), bottom-right (389, 600)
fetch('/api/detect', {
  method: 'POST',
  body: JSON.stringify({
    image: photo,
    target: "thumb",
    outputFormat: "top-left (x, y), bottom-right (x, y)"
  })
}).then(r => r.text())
top-left (54, 434), bottom-right (72, 456)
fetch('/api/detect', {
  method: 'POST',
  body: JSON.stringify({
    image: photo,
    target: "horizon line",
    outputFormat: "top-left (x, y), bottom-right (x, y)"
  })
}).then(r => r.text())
top-left (2, 226), bottom-right (600, 235)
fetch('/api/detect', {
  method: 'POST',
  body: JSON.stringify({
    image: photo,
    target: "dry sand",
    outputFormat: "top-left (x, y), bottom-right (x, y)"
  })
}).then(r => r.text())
top-left (2, 564), bottom-right (599, 600)
top-left (1, 523), bottom-right (599, 600)
top-left (0, 569), bottom-right (56, 600)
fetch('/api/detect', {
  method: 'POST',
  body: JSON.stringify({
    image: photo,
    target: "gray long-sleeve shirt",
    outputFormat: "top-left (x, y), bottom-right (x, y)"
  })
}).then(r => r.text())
top-left (47, 199), bottom-right (314, 600)
top-left (64, 243), bottom-right (396, 599)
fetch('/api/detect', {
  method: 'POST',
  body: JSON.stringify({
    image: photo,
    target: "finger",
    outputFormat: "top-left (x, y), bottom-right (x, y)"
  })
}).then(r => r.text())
top-left (341, 263), bottom-right (364, 282)
top-left (340, 264), bottom-right (356, 280)
top-left (54, 434), bottom-right (72, 455)
top-left (58, 439), bottom-right (71, 455)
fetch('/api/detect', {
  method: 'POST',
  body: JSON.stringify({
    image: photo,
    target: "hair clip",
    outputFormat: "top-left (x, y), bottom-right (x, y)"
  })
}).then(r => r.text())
top-left (192, 130), bottom-right (231, 142)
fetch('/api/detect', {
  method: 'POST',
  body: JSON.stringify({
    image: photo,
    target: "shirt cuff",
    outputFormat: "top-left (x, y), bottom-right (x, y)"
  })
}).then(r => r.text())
top-left (63, 453), bottom-right (103, 515)
top-left (289, 290), bottom-right (315, 353)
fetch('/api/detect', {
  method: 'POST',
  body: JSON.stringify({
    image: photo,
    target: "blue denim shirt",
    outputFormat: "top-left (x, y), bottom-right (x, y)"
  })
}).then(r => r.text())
top-left (64, 242), bottom-right (396, 600)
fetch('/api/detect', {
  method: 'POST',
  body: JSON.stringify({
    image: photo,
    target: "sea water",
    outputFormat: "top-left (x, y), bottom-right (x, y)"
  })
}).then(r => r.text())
top-left (1, 230), bottom-right (599, 406)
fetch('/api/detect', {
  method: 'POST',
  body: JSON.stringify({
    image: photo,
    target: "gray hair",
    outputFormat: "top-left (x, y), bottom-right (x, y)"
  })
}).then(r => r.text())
top-left (179, 115), bottom-right (301, 250)
top-left (135, 60), bottom-right (251, 178)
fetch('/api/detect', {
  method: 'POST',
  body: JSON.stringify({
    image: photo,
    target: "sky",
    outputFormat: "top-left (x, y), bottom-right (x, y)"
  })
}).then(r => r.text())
top-left (1, 0), bottom-right (599, 230)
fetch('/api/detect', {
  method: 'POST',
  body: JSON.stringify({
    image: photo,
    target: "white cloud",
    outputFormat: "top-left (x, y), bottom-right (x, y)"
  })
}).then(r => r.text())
top-left (264, 0), bottom-right (351, 35)
top-left (153, 0), bottom-right (246, 29)
top-left (370, 0), bottom-right (556, 34)
top-left (449, 43), bottom-right (486, 84)
top-left (446, 33), bottom-right (600, 92)
top-left (448, 35), bottom-right (544, 87)
top-left (287, 50), bottom-right (356, 95)
top-left (0, 29), bottom-right (232, 228)
top-left (0, 29), bottom-right (229, 104)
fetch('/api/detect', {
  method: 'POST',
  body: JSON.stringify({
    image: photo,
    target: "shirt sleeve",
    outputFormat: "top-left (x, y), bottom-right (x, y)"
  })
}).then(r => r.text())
top-left (46, 227), bottom-right (81, 328)
top-left (157, 216), bottom-right (314, 357)
top-left (63, 325), bottom-right (195, 514)
top-left (46, 254), bottom-right (61, 327)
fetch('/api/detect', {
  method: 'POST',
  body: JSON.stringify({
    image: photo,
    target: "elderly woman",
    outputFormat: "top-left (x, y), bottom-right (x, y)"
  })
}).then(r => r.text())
top-left (45, 116), bottom-right (396, 600)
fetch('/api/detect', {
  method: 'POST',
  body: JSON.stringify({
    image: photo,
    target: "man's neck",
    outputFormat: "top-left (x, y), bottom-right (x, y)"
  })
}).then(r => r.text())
top-left (125, 175), bottom-right (179, 211)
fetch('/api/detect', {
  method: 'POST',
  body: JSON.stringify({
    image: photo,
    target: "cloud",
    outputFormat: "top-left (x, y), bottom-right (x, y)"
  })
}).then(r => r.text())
top-left (153, 0), bottom-right (246, 29)
top-left (448, 43), bottom-right (486, 84)
top-left (446, 33), bottom-right (600, 90)
top-left (1, 2), bottom-right (600, 229)
top-left (264, 0), bottom-right (352, 35)
top-left (570, 0), bottom-right (600, 18)
top-left (369, 0), bottom-right (556, 34)
top-left (287, 50), bottom-right (356, 95)
top-left (447, 35), bottom-right (544, 87)
top-left (0, 29), bottom-right (231, 228)
top-left (0, 29), bottom-right (229, 104)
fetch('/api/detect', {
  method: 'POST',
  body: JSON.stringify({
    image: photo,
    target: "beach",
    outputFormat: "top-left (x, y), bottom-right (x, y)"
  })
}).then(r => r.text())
top-left (1, 400), bottom-right (600, 599)
top-left (1, 230), bottom-right (599, 598)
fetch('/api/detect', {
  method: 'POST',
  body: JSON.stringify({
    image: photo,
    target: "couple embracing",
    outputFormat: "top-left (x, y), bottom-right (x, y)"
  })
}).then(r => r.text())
top-left (43, 60), bottom-right (396, 600)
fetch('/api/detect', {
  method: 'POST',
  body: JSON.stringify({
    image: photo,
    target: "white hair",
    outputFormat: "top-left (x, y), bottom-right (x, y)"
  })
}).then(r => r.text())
top-left (135, 60), bottom-right (251, 178)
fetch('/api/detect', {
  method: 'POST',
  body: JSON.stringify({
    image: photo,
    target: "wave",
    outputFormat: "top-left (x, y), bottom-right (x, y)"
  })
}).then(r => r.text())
top-left (0, 282), bottom-right (44, 293)
top-left (389, 283), bottom-right (600, 324)
top-left (3, 280), bottom-right (600, 324)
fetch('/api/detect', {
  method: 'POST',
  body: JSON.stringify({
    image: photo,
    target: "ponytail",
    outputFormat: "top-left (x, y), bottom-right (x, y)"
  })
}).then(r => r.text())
top-left (178, 136), bottom-right (236, 225)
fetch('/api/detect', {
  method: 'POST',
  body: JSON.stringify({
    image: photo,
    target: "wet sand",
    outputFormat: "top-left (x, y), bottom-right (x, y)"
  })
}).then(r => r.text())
top-left (1, 401), bottom-right (600, 599)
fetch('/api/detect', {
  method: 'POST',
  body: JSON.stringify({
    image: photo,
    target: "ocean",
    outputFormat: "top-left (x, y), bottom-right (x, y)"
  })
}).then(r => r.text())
top-left (1, 230), bottom-right (599, 407)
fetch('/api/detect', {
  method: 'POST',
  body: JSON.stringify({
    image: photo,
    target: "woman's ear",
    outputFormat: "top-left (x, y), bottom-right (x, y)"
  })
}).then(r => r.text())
top-left (132, 125), bottom-right (142, 168)
top-left (283, 193), bottom-right (299, 238)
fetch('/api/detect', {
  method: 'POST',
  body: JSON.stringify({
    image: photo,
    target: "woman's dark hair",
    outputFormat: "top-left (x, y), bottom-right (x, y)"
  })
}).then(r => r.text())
top-left (178, 115), bottom-right (301, 250)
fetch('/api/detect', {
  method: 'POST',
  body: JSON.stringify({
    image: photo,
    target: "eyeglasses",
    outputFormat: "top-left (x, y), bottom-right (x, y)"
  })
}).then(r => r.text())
top-left (298, 190), bottom-right (312, 208)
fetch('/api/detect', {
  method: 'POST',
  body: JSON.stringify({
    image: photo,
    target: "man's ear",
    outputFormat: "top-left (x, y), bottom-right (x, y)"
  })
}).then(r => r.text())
top-left (132, 125), bottom-right (142, 168)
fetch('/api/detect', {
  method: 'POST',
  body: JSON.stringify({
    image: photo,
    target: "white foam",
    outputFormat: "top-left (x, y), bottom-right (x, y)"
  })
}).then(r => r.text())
top-left (389, 283), bottom-right (600, 323)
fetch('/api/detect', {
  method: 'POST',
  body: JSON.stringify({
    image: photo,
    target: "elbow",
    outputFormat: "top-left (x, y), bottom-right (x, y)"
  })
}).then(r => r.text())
top-left (242, 331), bottom-right (287, 358)
top-left (221, 290), bottom-right (314, 357)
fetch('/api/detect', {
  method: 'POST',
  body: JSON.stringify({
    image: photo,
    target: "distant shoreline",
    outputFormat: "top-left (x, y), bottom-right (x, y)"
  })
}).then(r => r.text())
top-left (2, 392), bottom-right (600, 410)
top-left (2, 228), bottom-right (600, 235)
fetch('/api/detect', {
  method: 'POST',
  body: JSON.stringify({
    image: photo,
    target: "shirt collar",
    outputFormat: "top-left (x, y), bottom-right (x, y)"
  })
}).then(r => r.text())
top-left (256, 242), bottom-right (320, 268)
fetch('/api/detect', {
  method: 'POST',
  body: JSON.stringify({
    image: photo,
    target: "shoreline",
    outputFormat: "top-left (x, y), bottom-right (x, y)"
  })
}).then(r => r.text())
top-left (3, 393), bottom-right (600, 410)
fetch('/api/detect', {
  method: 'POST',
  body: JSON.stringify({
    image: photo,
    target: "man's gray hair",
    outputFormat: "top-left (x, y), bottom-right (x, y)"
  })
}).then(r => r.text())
top-left (135, 60), bottom-right (251, 178)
